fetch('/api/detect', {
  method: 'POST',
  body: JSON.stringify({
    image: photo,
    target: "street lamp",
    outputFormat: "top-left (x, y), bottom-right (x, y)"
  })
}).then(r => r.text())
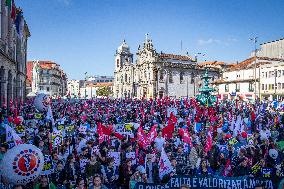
top-left (249, 37), bottom-right (258, 100)
top-left (274, 69), bottom-right (277, 100)
top-left (195, 52), bottom-right (206, 62)
top-left (84, 72), bottom-right (87, 99)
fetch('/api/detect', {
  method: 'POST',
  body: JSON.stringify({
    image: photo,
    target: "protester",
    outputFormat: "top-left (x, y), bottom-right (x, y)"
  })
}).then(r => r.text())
top-left (0, 97), bottom-right (283, 189)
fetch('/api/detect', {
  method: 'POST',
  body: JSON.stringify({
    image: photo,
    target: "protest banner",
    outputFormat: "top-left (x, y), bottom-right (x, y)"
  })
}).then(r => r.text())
top-left (133, 175), bottom-right (279, 189)
top-left (65, 125), bottom-right (75, 136)
top-left (15, 125), bottom-right (25, 137)
top-left (52, 129), bottom-right (63, 147)
top-left (42, 155), bottom-right (53, 175)
top-left (57, 125), bottom-right (65, 131)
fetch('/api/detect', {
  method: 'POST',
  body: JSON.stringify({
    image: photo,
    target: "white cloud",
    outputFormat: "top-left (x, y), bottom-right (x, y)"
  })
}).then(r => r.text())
top-left (197, 37), bottom-right (238, 46)
top-left (197, 38), bottom-right (221, 45)
top-left (228, 37), bottom-right (238, 42)
top-left (57, 0), bottom-right (71, 6)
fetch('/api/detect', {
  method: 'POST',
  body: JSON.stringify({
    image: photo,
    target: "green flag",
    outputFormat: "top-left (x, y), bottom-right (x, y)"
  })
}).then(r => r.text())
top-left (5, 0), bottom-right (12, 11)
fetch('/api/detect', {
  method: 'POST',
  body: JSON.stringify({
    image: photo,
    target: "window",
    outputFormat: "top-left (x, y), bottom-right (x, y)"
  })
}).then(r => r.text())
top-left (169, 72), bottom-right (173, 83)
top-left (269, 84), bottom-right (272, 90)
top-left (180, 72), bottom-right (184, 84)
top-left (236, 83), bottom-right (240, 92)
top-left (282, 83), bottom-right (284, 89)
top-left (278, 70), bottom-right (281, 77)
top-left (265, 84), bottom-right (267, 90)
top-left (117, 59), bottom-right (120, 68)
top-left (262, 84), bottom-right (264, 90)
top-left (272, 84), bottom-right (274, 90)
top-left (265, 72), bottom-right (268, 78)
top-left (159, 70), bottom-right (164, 80)
top-left (191, 73), bottom-right (194, 84)
top-left (125, 74), bottom-right (127, 82)
top-left (275, 70), bottom-right (278, 77)
top-left (39, 86), bottom-right (43, 90)
top-left (278, 83), bottom-right (281, 90)
top-left (282, 70), bottom-right (284, 76)
top-left (47, 87), bottom-right (50, 91)
top-left (225, 84), bottom-right (229, 92)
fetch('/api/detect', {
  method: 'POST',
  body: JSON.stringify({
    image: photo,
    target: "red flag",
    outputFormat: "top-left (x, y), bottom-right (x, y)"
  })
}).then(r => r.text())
top-left (162, 122), bottom-right (174, 139)
top-left (137, 126), bottom-right (148, 148)
top-left (11, 0), bottom-right (16, 20)
top-left (251, 111), bottom-right (256, 121)
top-left (137, 125), bottom-right (157, 149)
top-left (162, 112), bottom-right (177, 139)
top-left (97, 122), bottom-right (111, 144)
top-left (178, 128), bottom-right (193, 148)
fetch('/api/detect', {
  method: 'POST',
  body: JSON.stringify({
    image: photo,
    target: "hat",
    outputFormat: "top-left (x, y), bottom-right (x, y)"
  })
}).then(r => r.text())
top-left (241, 131), bottom-right (247, 138)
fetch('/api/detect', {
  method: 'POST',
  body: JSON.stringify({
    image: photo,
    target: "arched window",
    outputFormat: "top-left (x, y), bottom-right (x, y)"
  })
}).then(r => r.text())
top-left (169, 72), bottom-right (173, 83)
top-left (180, 72), bottom-right (184, 84)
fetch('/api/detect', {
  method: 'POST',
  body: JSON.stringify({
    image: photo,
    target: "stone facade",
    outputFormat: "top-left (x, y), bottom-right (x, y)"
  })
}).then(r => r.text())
top-left (27, 61), bottom-right (67, 98)
top-left (0, 1), bottom-right (30, 107)
top-left (114, 35), bottom-right (220, 99)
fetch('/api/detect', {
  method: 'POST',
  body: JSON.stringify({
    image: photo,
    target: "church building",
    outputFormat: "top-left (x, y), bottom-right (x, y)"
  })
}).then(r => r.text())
top-left (113, 35), bottom-right (220, 99)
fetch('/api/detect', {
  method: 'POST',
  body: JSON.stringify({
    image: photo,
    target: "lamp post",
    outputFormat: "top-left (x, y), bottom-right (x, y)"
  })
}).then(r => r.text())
top-left (84, 72), bottom-right (87, 99)
top-left (249, 37), bottom-right (258, 100)
top-left (274, 69), bottom-right (277, 100)
top-left (195, 52), bottom-right (206, 62)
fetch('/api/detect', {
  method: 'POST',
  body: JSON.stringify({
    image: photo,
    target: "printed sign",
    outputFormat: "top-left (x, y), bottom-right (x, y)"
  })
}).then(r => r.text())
top-left (42, 155), bottom-right (53, 175)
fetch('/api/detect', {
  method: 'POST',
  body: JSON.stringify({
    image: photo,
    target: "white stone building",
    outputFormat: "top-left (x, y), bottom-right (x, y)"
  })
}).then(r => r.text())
top-left (0, 2), bottom-right (30, 107)
top-left (67, 79), bottom-right (80, 98)
top-left (260, 60), bottom-right (284, 100)
top-left (214, 57), bottom-right (284, 101)
top-left (113, 35), bottom-right (220, 99)
top-left (27, 61), bottom-right (67, 98)
top-left (253, 38), bottom-right (284, 59)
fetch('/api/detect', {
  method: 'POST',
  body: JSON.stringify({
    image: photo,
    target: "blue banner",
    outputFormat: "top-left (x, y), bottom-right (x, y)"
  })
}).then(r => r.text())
top-left (134, 175), bottom-right (281, 189)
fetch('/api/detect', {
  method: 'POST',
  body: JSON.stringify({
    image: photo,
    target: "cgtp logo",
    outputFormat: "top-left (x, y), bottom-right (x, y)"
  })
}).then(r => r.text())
top-left (13, 149), bottom-right (41, 176)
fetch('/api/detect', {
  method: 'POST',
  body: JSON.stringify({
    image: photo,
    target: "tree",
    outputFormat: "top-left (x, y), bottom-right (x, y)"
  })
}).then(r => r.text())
top-left (96, 86), bottom-right (113, 97)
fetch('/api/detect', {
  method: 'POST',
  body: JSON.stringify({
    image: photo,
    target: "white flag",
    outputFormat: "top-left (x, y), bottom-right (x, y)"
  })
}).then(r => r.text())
top-left (46, 105), bottom-right (55, 126)
top-left (159, 148), bottom-right (173, 180)
top-left (6, 124), bottom-right (23, 148)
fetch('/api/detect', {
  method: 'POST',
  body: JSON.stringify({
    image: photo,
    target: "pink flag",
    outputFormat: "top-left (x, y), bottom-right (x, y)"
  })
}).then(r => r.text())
top-left (223, 159), bottom-right (232, 177)
top-left (204, 126), bottom-right (213, 153)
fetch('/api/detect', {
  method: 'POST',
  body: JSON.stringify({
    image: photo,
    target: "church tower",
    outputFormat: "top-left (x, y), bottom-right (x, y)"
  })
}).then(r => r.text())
top-left (115, 40), bottom-right (133, 72)
top-left (114, 40), bottom-right (134, 98)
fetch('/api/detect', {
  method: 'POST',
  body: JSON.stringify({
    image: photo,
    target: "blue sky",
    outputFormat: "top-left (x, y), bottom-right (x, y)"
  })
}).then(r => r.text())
top-left (17, 0), bottom-right (284, 79)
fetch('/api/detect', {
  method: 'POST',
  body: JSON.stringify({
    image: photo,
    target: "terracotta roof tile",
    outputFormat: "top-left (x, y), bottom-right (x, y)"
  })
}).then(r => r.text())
top-left (198, 61), bottom-right (226, 66)
top-left (228, 57), bottom-right (284, 71)
top-left (159, 53), bottom-right (194, 61)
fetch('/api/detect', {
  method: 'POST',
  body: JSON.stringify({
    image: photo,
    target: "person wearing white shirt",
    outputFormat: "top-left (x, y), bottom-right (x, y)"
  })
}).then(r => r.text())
top-left (154, 131), bottom-right (165, 152)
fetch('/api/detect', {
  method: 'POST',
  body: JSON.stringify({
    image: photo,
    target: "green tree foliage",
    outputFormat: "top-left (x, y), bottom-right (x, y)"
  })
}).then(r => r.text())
top-left (96, 86), bottom-right (112, 97)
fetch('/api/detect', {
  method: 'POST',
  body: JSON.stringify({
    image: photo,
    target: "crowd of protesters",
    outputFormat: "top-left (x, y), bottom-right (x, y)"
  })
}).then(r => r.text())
top-left (0, 97), bottom-right (284, 189)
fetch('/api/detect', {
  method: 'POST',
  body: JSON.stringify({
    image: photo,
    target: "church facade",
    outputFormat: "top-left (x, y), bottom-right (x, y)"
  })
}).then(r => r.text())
top-left (113, 36), bottom-right (220, 99)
